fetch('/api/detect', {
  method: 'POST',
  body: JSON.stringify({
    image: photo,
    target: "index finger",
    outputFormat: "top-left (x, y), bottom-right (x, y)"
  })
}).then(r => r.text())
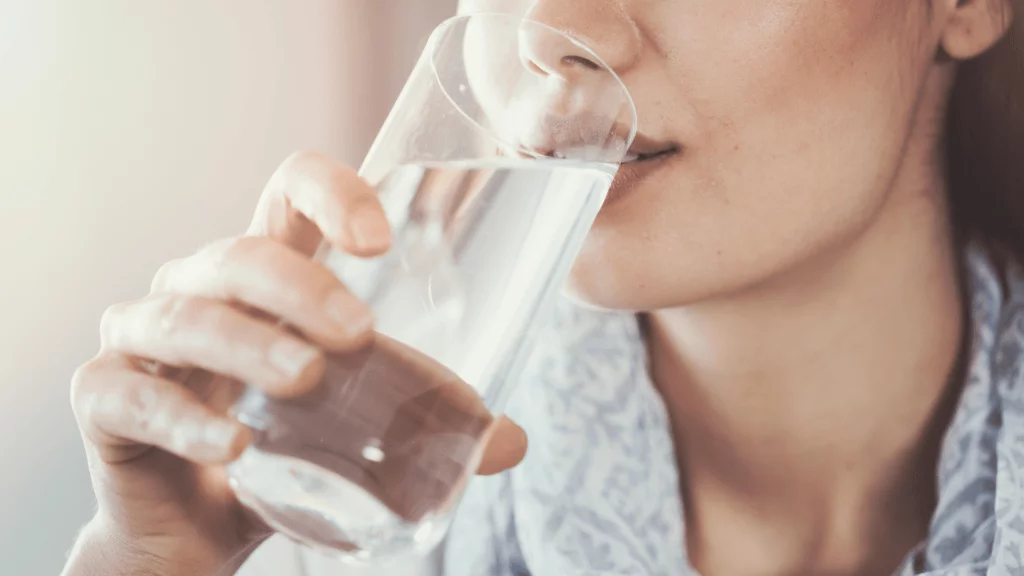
top-left (246, 150), bottom-right (392, 258)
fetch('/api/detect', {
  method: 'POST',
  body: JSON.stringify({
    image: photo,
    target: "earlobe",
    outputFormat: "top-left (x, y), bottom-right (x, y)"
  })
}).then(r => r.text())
top-left (941, 0), bottom-right (1014, 60)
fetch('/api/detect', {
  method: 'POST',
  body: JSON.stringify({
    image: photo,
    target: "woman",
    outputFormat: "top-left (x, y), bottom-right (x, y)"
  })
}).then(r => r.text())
top-left (61, 0), bottom-right (1024, 574)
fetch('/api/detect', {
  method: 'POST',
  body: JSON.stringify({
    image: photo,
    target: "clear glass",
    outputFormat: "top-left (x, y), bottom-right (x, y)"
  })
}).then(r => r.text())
top-left (226, 12), bottom-right (637, 562)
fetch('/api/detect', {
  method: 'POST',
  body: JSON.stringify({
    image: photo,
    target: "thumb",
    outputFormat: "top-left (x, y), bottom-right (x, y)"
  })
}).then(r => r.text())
top-left (477, 416), bottom-right (528, 476)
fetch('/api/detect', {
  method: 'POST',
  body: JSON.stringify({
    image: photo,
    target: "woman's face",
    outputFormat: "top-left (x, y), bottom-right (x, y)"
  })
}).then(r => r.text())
top-left (459, 0), bottom-right (952, 310)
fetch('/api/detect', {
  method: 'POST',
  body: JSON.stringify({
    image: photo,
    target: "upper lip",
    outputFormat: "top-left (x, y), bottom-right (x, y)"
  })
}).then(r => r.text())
top-left (511, 113), bottom-right (677, 163)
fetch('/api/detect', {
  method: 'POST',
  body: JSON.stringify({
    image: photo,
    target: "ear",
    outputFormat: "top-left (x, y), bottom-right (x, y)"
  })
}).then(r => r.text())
top-left (941, 0), bottom-right (1015, 60)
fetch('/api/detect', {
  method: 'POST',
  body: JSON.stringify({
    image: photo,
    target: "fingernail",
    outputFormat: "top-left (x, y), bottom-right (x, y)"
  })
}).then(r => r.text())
top-left (349, 202), bottom-right (391, 251)
top-left (268, 338), bottom-right (320, 377)
top-left (513, 421), bottom-right (528, 446)
top-left (204, 419), bottom-right (240, 450)
top-left (170, 418), bottom-right (204, 454)
top-left (326, 290), bottom-right (374, 337)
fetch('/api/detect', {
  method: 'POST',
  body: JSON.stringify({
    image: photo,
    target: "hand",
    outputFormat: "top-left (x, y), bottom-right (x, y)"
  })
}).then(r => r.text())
top-left (63, 151), bottom-right (528, 576)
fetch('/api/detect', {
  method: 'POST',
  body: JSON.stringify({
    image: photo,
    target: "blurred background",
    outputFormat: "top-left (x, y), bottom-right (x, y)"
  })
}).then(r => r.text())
top-left (0, 1), bottom-right (456, 573)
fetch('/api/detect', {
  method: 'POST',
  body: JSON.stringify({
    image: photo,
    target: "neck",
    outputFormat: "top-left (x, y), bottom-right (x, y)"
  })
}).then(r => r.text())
top-left (648, 120), bottom-right (965, 575)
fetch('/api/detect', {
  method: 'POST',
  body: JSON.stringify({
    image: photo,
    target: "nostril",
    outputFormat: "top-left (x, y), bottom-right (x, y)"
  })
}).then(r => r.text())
top-left (525, 59), bottom-right (548, 76)
top-left (561, 55), bottom-right (601, 71)
top-left (522, 54), bottom-right (602, 78)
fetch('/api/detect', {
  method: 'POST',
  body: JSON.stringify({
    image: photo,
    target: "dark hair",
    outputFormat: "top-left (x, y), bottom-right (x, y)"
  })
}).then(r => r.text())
top-left (946, 3), bottom-right (1024, 259)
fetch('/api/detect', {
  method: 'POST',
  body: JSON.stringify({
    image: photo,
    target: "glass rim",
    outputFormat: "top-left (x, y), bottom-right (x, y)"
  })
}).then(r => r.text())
top-left (426, 11), bottom-right (639, 163)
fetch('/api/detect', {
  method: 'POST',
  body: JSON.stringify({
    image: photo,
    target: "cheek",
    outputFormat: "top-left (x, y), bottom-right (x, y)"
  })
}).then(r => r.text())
top-left (463, 19), bottom-right (521, 117)
top-left (684, 0), bottom-right (921, 190)
top-left (566, 0), bottom-right (931, 310)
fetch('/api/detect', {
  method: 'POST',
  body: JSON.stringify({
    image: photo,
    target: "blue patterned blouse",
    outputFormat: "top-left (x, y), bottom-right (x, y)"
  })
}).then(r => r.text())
top-left (443, 244), bottom-right (1024, 576)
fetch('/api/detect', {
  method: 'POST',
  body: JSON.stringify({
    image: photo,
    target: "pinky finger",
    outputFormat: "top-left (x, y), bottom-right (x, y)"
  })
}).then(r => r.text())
top-left (71, 355), bottom-right (250, 465)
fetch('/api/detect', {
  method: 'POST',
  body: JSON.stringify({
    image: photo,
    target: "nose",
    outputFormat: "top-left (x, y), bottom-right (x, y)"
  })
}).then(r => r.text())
top-left (519, 0), bottom-right (641, 79)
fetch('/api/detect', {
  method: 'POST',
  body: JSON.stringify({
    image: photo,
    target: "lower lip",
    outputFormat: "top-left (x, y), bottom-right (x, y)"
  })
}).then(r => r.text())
top-left (603, 150), bottom-right (678, 207)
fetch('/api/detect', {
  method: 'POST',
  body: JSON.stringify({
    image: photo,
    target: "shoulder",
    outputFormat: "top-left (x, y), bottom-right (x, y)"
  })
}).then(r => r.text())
top-left (965, 243), bottom-right (1024, 391)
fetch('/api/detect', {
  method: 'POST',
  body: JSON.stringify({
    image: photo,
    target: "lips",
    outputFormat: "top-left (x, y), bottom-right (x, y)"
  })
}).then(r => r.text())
top-left (601, 133), bottom-right (680, 208)
top-left (522, 132), bottom-right (679, 165)
top-left (621, 132), bottom-right (679, 164)
top-left (621, 148), bottom-right (677, 163)
top-left (510, 111), bottom-right (635, 163)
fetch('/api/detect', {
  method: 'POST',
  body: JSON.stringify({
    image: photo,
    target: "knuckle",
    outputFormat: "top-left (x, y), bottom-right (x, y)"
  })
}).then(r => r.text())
top-left (150, 257), bottom-right (183, 293)
top-left (99, 302), bottom-right (130, 348)
top-left (70, 360), bottom-right (98, 401)
top-left (281, 149), bottom-right (323, 173)
top-left (220, 236), bottom-right (312, 305)
top-left (217, 236), bottom-right (278, 296)
top-left (202, 234), bottom-right (243, 256)
top-left (152, 294), bottom-right (204, 340)
top-left (197, 236), bottom-right (249, 296)
top-left (69, 357), bottom-right (106, 420)
top-left (282, 150), bottom-right (360, 201)
top-left (216, 235), bottom-right (263, 265)
top-left (268, 150), bottom-right (321, 194)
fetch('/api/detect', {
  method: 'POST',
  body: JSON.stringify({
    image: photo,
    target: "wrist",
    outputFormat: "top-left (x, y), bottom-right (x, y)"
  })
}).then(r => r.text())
top-left (62, 518), bottom-right (247, 576)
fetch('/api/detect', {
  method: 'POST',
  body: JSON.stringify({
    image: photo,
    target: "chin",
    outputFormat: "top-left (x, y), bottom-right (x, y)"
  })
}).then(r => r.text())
top-left (562, 192), bottom-right (686, 312)
top-left (561, 281), bottom-right (641, 313)
top-left (563, 257), bottom-right (660, 313)
top-left (563, 232), bottom-right (740, 313)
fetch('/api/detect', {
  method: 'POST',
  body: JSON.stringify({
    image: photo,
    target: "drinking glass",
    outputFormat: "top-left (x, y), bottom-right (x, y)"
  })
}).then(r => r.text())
top-left (226, 12), bottom-right (637, 562)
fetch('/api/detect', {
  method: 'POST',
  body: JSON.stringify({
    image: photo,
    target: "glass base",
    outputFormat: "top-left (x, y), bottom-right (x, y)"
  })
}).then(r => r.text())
top-left (227, 447), bottom-right (451, 563)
